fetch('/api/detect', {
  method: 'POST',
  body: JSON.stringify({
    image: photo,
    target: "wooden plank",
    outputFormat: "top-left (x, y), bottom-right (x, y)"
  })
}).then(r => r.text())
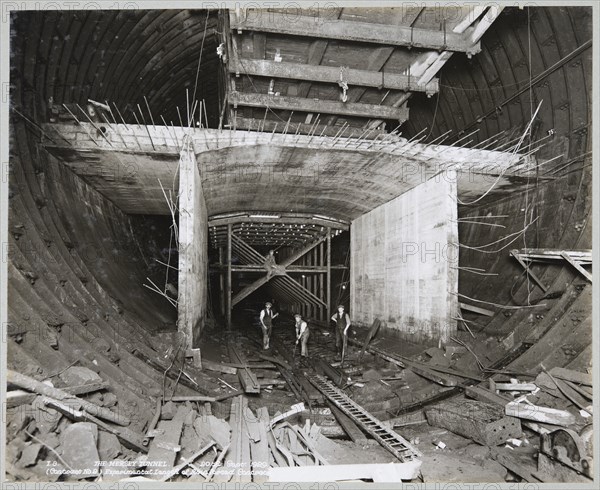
top-left (490, 448), bottom-right (540, 483)
top-left (43, 397), bottom-right (148, 453)
top-left (313, 358), bottom-right (346, 387)
top-left (251, 407), bottom-right (271, 482)
top-left (7, 370), bottom-right (129, 426)
top-left (326, 401), bottom-right (368, 444)
top-left (170, 395), bottom-right (217, 402)
top-left (146, 406), bottom-right (188, 479)
top-left (490, 381), bottom-right (537, 392)
top-left (7, 381), bottom-right (110, 408)
top-left (465, 385), bottom-right (511, 407)
top-left (552, 377), bottom-right (591, 413)
top-left (505, 400), bottom-right (576, 426)
top-left (230, 58), bottom-right (439, 94)
top-left (564, 380), bottom-right (592, 401)
top-left (228, 343), bottom-right (260, 393)
top-left (230, 11), bottom-right (480, 54)
top-left (160, 441), bottom-right (216, 482)
top-left (406, 363), bottom-right (461, 387)
top-left (561, 251), bottom-right (592, 282)
top-left (229, 92), bottom-right (409, 121)
top-left (358, 318), bottom-right (382, 360)
top-left (258, 353), bottom-right (292, 371)
top-left (510, 251), bottom-right (548, 292)
top-left (549, 367), bottom-right (592, 386)
top-left (244, 406), bottom-right (261, 443)
top-left (460, 301), bottom-right (494, 316)
top-left (226, 223), bottom-right (232, 328)
top-left (202, 359), bottom-right (238, 375)
top-left (236, 398), bottom-right (252, 482)
top-left (209, 215), bottom-right (349, 231)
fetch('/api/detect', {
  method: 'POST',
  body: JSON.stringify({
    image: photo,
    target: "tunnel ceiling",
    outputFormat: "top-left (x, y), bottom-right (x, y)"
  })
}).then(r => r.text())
top-left (41, 121), bottom-right (536, 221)
top-left (10, 6), bottom-right (592, 221)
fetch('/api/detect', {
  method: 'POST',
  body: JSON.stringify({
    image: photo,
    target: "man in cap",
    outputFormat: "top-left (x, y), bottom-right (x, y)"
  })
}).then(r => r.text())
top-left (294, 313), bottom-right (310, 357)
top-left (259, 302), bottom-right (278, 349)
top-left (331, 305), bottom-right (351, 357)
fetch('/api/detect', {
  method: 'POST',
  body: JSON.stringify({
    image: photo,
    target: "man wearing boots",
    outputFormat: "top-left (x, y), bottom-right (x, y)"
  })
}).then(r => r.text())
top-left (331, 305), bottom-right (351, 357)
top-left (259, 302), bottom-right (278, 349)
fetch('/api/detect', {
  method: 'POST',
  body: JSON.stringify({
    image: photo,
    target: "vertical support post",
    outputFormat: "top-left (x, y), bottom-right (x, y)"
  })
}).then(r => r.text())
top-left (319, 242), bottom-right (325, 321)
top-left (326, 227), bottom-right (331, 324)
top-left (226, 224), bottom-right (232, 329)
top-left (178, 136), bottom-right (206, 354)
top-left (219, 247), bottom-right (225, 316)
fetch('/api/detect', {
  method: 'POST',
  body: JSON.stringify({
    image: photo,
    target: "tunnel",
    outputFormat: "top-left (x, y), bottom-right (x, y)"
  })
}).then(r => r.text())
top-left (3, 5), bottom-right (594, 484)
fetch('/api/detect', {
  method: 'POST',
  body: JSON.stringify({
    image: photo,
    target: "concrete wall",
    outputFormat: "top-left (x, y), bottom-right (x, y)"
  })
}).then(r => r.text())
top-left (350, 173), bottom-right (458, 343)
top-left (178, 145), bottom-right (208, 348)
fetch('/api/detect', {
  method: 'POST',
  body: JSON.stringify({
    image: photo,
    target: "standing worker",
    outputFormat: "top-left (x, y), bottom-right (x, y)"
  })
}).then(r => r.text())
top-left (294, 314), bottom-right (310, 357)
top-left (259, 302), bottom-right (278, 350)
top-left (331, 305), bottom-right (351, 358)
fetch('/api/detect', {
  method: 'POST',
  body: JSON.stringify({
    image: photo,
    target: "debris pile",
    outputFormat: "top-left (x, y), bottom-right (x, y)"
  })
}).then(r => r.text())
top-left (422, 366), bottom-right (594, 483)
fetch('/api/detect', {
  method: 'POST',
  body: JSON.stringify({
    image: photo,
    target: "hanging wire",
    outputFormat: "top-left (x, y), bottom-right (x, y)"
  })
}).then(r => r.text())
top-left (522, 6), bottom-right (534, 306)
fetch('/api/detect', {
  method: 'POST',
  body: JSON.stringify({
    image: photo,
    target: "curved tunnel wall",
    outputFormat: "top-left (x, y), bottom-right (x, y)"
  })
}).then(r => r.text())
top-left (404, 7), bottom-right (593, 351)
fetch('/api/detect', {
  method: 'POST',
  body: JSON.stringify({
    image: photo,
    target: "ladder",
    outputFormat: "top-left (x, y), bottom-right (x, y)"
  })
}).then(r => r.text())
top-left (306, 374), bottom-right (422, 462)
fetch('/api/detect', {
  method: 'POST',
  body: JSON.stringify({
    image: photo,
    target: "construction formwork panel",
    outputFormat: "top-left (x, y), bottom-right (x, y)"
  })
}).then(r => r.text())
top-left (351, 172), bottom-right (458, 343)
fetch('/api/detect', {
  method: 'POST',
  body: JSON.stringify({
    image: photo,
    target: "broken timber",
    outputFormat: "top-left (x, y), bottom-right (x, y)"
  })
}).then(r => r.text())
top-left (227, 343), bottom-right (260, 393)
top-left (460, 302), bottom-right (495, 317)
top-left (505, 399), bottom-right (577, 426)
top-left (225, 395), bottom-right (251, 483)
top-left (358, 318), bottom-right (382, 361)
top-left (306, 374), bottom-right (421, 462)
top-left (549, 367), bottom-right (592, 386)
top-left (43, 397), bottom-right (148, 453)
top-left (7, 369), bottom-right (130, 426)
top-left (7, 380), bottom-right (110, 408)
top-left (146, 405), bottom-right (189, 479)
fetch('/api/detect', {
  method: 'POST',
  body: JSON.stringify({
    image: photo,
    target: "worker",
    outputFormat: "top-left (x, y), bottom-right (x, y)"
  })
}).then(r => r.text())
top-left (331, 305), bottom-right (351, 356)
top-left (264, 249), bottom-right (277, 279)
top-left (294, 313), bottom-right (309, 357)
top-left (259, 302), bottom-right (278, 350)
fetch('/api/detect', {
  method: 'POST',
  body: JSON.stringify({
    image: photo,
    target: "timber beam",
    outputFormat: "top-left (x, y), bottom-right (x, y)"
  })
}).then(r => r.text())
top-left (229, 91), bottom-right (409, 122)
top-left (210, 264), bottom-right (347, 272)
top-left (230, 11), bottom-right (481, 55)
top-left (230, 117), bottom-right (387, 139)
top-left (209, 214), bottom-right (349, 230)
top-left (229, 58), bottom-right (439, 95)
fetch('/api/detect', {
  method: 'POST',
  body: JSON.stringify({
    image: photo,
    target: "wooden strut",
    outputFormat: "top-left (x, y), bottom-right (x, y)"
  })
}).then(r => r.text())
top-left (230, 234), bottom-right (329, 306)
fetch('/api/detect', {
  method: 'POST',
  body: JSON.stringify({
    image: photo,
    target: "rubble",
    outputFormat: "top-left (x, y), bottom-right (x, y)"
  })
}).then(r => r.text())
top-left (4, 322), bottom-right (594, 484)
